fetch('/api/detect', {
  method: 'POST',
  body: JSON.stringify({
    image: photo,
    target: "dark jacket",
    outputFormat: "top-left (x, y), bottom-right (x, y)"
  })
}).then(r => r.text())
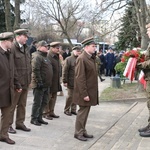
top-left (0, 48), bottom-right (17, 107)
top-left (62, 54), bottom-right (77, 89)
top-left (73, 51), bottom-right (99, 106)
top-left (140, 44), bottom-right (150, 81)
top-left (47, 50), bottom-right (61, 93)
top-left (31, 51), bottom-right (53, 88)
top-left (11, 41), bottom-right (32, 89)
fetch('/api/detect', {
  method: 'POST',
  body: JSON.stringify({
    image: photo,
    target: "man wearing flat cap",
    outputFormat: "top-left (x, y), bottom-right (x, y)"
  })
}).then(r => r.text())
top-left (43, 42), bottom-right (62, 119)
top-left (137, 23), bottom-right (150, 137)
top-left (30, 40), bottom-right (53, 126)
top-left (73, 37), bottom-right (99, 141)
top-left (62, 46), bottom-right (82, 116)
top-left (0, 32), bottom-right (21, 144)
top-left (8, 28), bottom-right (32, 134)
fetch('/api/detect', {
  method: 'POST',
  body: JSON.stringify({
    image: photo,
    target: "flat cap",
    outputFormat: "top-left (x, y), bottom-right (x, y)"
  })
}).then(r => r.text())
top-left (37, 40), bottom-right (49, 48)
top-left (72, 46), bottom-right (82, 51)
top-left (81, 37), bottom-right (96, 46)
top-left (14, 29), bottom-right (29, 36)
top-left (50, 42), bottom-right (62, 47)
top-left (0, 32), bottom-right (14, 40)
top-left (146, 23), bottom-right (150, 29)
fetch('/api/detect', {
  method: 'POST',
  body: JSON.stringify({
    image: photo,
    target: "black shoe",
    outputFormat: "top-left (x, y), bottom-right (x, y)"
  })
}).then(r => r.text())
top-left (101, 79), bottom-right (105, 82)
top-left (38, 119), bottom-right (48, 125)
top-left (138, 125), bottom-right (149, 132)
top-left (83, 133), bottom-right (94, 138)
top-left (50, 114), bottom-right (60, 118)
top-left (8, 126), bottom-right (16, 134)
top-left (64, 111), bottom-right (72, 116)
top-left (71, 111), bottom-right (77, 115)
top-left (16, 125), bottom-right (31, 132)
top-left (30, 120), bottom-right (41, 126)
top-left (74, 134), bottom-right (87, 141)
top-left (140, 129), bottom-right (150, 137)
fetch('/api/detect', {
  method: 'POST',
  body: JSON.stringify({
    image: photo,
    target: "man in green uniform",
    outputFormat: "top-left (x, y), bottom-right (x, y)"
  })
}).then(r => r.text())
top-left (137, 23), bottom-right (150, 137)
top-left (73, 37), bottom-right (99, 141)
top-left (62, 46), bottom-right (82, 116)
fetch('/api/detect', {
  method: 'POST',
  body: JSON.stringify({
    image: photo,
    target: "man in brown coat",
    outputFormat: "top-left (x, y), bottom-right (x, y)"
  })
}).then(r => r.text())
top-left (43, 42), bottom-right (62, 119)
top-left (8, 29), bottom-right (32, 134)
top-left (62, 46), bottom-right (82, 116)
top-left (73, 37), bottom-right (99, 141)
top-left (0, 32), bottom-right (21, 144)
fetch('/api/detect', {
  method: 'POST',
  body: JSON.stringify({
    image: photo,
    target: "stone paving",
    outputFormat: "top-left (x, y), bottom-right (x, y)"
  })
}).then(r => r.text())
top-left (0, 77), bottom-right (149, 150)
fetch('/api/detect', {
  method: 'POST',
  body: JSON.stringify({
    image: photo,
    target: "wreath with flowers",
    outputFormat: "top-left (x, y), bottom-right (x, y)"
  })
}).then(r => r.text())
top-left (115, 48), bottom-right (145, 78)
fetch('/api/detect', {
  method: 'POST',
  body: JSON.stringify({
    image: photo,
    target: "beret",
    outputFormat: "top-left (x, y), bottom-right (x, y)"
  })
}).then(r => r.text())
top-left (81, 37), bottom-right (96, 46)
top-left (14, 29), bottom-right (29, 36)
top-left (50, 42), bottom-right (62, 47)
top-left (0, 32), bottom-right (14, 40)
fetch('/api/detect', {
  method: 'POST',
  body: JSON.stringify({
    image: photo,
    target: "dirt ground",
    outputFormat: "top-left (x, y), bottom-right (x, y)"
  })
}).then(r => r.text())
top-left (100, 82), bottom-right (147, 101)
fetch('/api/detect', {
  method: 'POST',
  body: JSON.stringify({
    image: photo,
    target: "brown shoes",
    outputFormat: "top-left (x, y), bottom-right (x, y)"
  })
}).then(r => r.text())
top-left (71, 111), bottom-right (77, 115)
top-left (50, 114), bottom-right (60, 118)
top-left (8, 126), bottom-right (16, 134)
top-left (16, 125), bottom-right (31, 132)
top-left (83, 133), bottom-right (94, 138)
top-left (43, 115), bottom-right (53, 120)
top-left (0, 137), bottom-right (15, 144)
top-left (74, 134), bottom-right (87, 141)
top-left (64, 111), bottom-right (72, 116)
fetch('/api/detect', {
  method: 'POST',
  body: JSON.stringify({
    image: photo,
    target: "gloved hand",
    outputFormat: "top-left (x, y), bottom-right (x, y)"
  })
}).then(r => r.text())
top-left (136, 63), bottom-right (143, 69)
top-left (37, 82), bottom-right (44, 89)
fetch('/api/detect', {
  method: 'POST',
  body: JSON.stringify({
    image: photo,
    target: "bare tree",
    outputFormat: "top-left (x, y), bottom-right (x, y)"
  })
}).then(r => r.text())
top-left (4, 0), bottom-right (12, 31)
top-left (28, 0), bottom-right (87, 46)
top-left (133, 0), bottom-right (149, 49)
top-left (97, 0), bottom-right (150, 49)
top-left (13, 0), bottom-right (20, 30)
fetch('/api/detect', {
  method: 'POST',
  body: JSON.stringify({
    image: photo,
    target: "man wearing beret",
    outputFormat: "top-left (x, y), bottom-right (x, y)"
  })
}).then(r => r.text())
top-left (73, 37), bottom-right (99, 141)
top-left (0, 32), bottom-right (21, 144)
top-left (137, 23), bottom-right (150, 137)
top-left (62, 46), bottom-right (82, 116)
top-left (30, 40), bottom-right (53, 126)
top-left (8, 29), bottom-right (32, 133)
top-left (43, 42), bottom-right (62, 119)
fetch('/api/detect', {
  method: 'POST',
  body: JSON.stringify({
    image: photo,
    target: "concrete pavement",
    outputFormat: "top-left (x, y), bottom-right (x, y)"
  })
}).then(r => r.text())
top-left (0, 77), bottom-right (149, 150)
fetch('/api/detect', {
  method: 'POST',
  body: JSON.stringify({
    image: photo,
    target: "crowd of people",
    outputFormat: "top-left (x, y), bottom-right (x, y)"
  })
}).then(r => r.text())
top-left (0, 22), bottom-right (150, 145)
top-left (0, 30), bottom-right (100, 144)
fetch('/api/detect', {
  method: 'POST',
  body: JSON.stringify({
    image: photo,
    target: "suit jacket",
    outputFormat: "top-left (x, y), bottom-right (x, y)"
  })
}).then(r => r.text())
top-left (73, 51), bottom-right (99, 106)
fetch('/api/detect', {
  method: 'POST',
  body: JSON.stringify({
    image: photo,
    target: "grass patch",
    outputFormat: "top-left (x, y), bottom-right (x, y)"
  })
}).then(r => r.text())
top-left (99, 82), bottom-right (146, 101)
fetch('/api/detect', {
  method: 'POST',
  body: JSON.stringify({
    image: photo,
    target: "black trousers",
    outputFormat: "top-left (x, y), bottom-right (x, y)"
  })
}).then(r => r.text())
top-left (31, 87), bottom-right (50, 121)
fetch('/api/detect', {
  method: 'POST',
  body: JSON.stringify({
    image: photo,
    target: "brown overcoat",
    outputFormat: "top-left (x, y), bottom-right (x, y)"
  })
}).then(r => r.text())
top-left (73, 51), bottom-right (99, 106)
top-left (0, 48), bottom-right (14, 107)
top-left (47, 50), bottom-right (61, 92)
top-left (11, 41), bottom-right (31, 89)
top-left (62, 54), bottom-right (77, 89)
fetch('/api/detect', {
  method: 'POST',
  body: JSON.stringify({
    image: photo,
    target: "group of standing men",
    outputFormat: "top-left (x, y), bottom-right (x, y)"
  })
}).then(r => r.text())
top-left (0, 27), bottom-right (99, 145)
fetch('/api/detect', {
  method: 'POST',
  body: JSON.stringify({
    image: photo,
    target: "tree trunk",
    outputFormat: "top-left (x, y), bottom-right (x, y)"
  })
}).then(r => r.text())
top-left (133, 0), bottom-right (149, 50)
top-left (13, 0), bottom-right (20, 30)
top-left (4, 0), bottom-right (12, 31)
